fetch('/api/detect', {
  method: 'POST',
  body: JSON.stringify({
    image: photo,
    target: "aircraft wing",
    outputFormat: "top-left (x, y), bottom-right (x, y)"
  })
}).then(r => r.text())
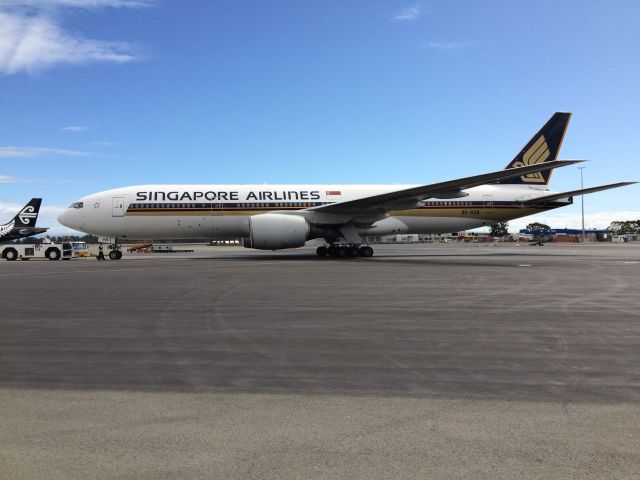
top-left (304, 160), bottom-right (582, 220)
top-left (523, 181), bottom-right (637, 204)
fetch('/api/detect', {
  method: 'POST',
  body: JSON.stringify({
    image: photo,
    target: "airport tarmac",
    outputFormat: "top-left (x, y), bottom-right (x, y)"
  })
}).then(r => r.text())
top-left (1, 243), bottom-right (639, 479)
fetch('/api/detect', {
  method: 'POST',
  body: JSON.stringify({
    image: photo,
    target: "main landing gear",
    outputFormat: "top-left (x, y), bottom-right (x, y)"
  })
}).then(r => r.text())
top-left (316, 244), bottom-right (374, 258)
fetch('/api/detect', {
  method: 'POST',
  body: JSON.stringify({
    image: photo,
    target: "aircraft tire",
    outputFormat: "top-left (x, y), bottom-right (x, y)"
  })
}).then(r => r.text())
top-left (4, 248), bottom-right (18, 261)
top-left (46, 248), bottom-right (61, 261)
top-left (349, 246), bottom-right (360, 257)
top-left (109, 250), bottom-right (120, 260)
top-left (316, 246), bottom-right (328, 257)
top-left (360, 246), bottom-right (374, 257)
top-left (336, 246), bottom-right (348, 258)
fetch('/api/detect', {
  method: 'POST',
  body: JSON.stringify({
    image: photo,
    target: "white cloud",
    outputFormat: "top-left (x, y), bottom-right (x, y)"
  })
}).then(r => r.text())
top-left (0, 200), bottom-right (26, 219)
top-left (0, 175), bottom-right (21, 183)
top-left (61, 125), bottom-right (93, 132)
top-left (391, 6), bottom-right (421, 22)
top-left (0, 1), bottom-right (152, 75)
top-left (0, 146), bottom-right (94, 157)
top-left (423, 41), bottom-right (472, 51)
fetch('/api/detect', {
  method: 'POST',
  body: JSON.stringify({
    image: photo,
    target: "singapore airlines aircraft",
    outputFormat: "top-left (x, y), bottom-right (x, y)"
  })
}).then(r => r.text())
top-left (58, 113), bottom-right (635, 259)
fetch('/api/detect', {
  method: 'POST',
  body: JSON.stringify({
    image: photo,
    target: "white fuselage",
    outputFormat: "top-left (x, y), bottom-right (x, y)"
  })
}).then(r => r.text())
top-left (58, 183), bottom-right (569, 241)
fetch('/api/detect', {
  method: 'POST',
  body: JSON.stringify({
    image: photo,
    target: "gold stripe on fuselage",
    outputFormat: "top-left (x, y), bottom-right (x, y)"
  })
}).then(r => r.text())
top-left (126, 209), bottom-right (274, 216)
top-left (390, 206), bottom-right (555, 222)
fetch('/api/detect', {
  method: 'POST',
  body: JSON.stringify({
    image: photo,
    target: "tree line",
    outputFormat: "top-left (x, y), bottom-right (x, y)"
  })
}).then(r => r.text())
top-left (489, 219), bottom-right (640, 237)
top-left (608, 220), bottom-right (640, 234)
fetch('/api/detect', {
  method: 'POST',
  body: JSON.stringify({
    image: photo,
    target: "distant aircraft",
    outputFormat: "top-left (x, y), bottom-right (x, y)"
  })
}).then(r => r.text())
top-left (58, 113), bottom-right (636, 259)
top-left (0, 198), bottom-right (48, 243)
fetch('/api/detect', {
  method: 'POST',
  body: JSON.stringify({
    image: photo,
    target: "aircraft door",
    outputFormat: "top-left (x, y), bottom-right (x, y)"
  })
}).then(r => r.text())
top-left (112, 197), bottom-right (125, 217)
top-left (210, 201), bottom-right (223, 216)
top-left (207, 200), bottom-right (223, 237)
top-left (482, 195), bottom-right (493, 213)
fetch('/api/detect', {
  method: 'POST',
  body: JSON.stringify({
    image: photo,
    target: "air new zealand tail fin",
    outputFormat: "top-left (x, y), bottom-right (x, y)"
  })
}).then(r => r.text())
top-left (12, 198), bottom-right (42, 228)
top-left (497, 112), bottom-right (571, 185)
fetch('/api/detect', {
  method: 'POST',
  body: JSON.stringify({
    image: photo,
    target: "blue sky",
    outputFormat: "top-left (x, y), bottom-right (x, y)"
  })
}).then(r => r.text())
top-left (1, 0), bottom-right (639, 233)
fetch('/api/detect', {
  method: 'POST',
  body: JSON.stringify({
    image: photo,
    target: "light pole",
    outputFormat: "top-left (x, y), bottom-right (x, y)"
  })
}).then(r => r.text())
top-left (578, 166), bottom-right (586, 243)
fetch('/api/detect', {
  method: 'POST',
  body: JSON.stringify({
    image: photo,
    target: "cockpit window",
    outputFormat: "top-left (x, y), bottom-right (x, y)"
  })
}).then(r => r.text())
top-left (69, 202), bottom-right (84, 209)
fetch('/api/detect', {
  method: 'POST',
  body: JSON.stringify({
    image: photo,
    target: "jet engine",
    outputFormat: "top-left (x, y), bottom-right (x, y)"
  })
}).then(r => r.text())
top-left (244, 214), bottom-right (309, 250)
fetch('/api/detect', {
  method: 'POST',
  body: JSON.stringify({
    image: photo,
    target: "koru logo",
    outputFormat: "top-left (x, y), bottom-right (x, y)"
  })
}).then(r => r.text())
top-left (19, 206), bottom-right (38, 224)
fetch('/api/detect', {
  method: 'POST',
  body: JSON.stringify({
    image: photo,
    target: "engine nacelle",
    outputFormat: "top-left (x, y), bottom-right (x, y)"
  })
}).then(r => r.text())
top-left (245, 214), bottom-right (309, 250)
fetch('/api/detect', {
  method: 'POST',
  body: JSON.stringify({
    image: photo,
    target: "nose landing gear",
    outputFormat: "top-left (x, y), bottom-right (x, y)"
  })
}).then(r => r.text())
top-left (108, 249), bottom-right (123, 260)
top-left (316, 244), bottom-right (374, 258)
top-left (102, 238), bottom-right (123, 260)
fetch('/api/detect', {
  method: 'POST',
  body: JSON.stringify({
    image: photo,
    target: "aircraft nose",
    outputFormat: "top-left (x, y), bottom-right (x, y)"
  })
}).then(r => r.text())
top-left (57, 210), bottom-right (73, 228)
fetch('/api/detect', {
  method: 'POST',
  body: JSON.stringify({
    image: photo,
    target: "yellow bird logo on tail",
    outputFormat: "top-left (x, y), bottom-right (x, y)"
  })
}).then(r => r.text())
top-left (512, 135), bottom-right (550, 183)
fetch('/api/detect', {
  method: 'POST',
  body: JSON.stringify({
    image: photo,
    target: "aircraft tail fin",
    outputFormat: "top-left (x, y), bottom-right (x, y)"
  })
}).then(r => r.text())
top-left (497, 112), bottom-right (572, 185)
top-left (11, 198), bottom-right (42, 228)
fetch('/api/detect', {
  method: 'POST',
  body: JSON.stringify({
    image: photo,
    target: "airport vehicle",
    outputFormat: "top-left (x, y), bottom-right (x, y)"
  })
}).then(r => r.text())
top-left (126, 243), bottom-right (195, 254)
top-left (70, 241), bottom-right (92, 257)
top-left (0, 198), bottom-right (48, 243)
top-left (1, 242), bottom-right (73, 261)
top-left (58, 113), bottom-right (636, 259)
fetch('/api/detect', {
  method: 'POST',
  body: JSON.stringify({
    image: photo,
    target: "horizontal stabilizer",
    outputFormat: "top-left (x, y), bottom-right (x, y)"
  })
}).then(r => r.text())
top-left (524, 181), bottom-right (637, 204)
top-left (18, 227), bottom-right (49, 236)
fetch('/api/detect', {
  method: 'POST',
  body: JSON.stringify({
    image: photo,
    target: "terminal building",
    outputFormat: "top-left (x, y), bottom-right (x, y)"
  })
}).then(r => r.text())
top-left (368, 228), bottom-right (636, 244)
top-left (518, 228), bottom-right (621, 243)
top-left (365, 233), bottom-right (460, 244)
